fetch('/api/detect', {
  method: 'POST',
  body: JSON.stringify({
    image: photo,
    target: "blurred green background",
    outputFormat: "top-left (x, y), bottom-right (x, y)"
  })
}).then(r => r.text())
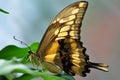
top-left (0, 0), bottom-right (120, 80)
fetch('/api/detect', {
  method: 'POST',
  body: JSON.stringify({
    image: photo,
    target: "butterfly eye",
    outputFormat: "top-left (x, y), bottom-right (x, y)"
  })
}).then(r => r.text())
top-left (28, 50), bottom-right (33, 55)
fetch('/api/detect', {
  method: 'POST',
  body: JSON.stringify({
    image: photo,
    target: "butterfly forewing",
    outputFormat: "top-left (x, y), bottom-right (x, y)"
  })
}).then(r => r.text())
top-left (37, 1), bottom-right (87, 58)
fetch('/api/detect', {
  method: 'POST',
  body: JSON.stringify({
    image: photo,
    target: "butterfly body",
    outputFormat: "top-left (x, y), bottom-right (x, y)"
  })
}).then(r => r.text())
top-left (29, 1), bottom-right (108, 77)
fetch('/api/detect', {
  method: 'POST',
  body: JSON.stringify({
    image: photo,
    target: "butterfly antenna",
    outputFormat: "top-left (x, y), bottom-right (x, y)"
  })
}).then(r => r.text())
top-left (13, 36), bottom-right (32, 51)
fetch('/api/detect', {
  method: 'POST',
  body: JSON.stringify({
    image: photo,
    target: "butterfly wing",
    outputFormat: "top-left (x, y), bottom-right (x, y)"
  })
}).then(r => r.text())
top-left (37, 1), bottom-right (88, 60)
top-left (36, 1), bottom-right (88, 75)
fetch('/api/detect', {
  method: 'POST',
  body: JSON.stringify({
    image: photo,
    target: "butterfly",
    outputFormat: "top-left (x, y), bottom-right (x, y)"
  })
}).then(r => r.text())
top-left (29, 1), bottom-right (109, 77)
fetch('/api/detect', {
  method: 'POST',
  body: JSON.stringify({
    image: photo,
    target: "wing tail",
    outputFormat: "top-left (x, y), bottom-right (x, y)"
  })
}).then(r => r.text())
top-left (88, 61), bottom-right (109, 72)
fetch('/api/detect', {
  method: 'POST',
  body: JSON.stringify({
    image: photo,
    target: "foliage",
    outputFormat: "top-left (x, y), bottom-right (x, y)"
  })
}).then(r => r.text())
top-left (0, 43), bottom-right (74, 80)
top-left (0, 8), bottom-right (9, 14)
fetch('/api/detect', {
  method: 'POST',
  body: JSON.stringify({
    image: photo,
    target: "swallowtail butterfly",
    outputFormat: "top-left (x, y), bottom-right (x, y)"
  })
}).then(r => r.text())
top-left (29, 1), bottom-right (108, 77)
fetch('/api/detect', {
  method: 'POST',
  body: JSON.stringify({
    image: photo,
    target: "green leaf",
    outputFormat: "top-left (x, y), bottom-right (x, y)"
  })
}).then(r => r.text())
top-left (57, 72), bottom-right (75, 80)
top-left (0, 8), bottom-right (9, 14)
top-left (15, 73), bottom-right (65, 80)
top-left (0, 42), bottom-right (39, 60)
top-left (0, 58), bottom-right (34, 75)
top-left (0, 58), bottom-right (65, 80)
